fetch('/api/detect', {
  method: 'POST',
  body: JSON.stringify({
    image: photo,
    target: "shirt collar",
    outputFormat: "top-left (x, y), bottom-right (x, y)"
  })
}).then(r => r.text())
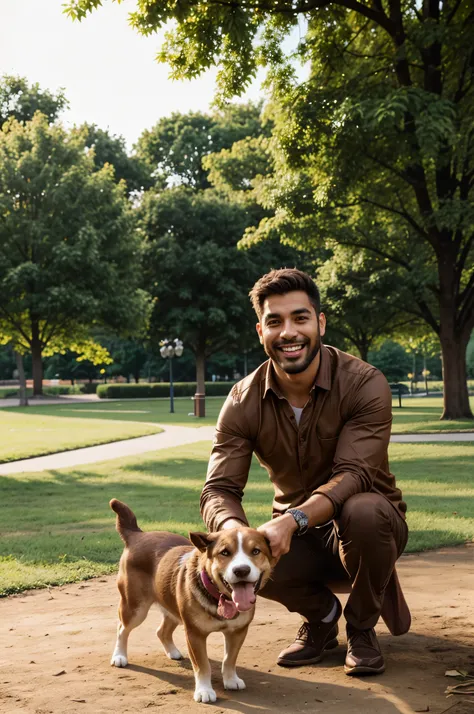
top-left (263, 343), bottom-right (332, 399)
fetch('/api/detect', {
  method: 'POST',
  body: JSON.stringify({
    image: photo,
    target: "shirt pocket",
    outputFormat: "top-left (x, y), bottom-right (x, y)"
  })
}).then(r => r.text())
top-left (315, 433), bottom-right (339, 470)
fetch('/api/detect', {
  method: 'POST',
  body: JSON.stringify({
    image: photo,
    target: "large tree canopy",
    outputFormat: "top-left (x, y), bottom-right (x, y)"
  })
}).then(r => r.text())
top-left (135, 103), bottom-right (267, 190)
top-left (0, 74), bottom-right (67, 126)
top-left (68, 0), bottom-right (474, 419)
top-left (0, 113), bottom-right (149, 395)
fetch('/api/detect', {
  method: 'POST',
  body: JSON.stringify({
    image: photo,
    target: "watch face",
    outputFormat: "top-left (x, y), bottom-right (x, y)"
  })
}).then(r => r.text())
top-left (289, 509), bottom-right (308, 534)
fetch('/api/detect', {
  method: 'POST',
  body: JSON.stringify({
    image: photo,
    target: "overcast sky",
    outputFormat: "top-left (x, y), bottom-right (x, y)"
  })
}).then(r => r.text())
top-left (0, 0), bottom-right (283, 148)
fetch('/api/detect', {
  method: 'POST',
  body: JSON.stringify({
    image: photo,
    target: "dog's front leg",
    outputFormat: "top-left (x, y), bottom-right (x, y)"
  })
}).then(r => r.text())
top-left (184, 625), bottom-right (216, 703)
top-left (222, 625), bottom-right (249, 691)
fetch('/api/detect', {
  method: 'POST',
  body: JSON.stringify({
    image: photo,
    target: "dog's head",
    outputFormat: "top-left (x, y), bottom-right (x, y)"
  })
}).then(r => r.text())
top-left (189, 527), bottom-right (274, 612)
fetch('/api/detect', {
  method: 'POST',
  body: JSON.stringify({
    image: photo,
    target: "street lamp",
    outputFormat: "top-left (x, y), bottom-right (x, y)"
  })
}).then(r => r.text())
top-left (160, 338), bottom-right (184, 413)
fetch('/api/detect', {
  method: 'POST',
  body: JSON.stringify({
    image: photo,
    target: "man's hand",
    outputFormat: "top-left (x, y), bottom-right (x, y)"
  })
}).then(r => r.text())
top-left (257, 513), bottom-right (298, 560)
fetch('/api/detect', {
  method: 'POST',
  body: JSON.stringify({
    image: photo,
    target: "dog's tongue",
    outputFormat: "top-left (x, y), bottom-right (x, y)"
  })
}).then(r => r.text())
top-left (231, 582), bottom-right (256, 611)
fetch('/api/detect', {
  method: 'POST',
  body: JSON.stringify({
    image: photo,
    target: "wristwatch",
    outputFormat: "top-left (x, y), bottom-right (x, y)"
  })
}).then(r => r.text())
top-left (286, 508), bottom-right (309, 536)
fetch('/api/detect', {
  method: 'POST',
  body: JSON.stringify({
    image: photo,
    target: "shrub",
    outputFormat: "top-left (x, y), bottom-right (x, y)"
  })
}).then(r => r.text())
top-left (43, 385), bottom-right (81, 395)
top-left (80, 382), bottom-right (98, 394)
top-left (97, 382), bottom-right (235, 399)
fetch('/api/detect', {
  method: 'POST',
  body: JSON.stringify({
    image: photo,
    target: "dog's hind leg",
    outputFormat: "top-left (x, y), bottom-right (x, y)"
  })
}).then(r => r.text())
top-left (156, 606), bottom-right (183, 660)
top-left (222, 626), bottom-right (249, 691)
top-left (111, 596), bottom-right (152, 668)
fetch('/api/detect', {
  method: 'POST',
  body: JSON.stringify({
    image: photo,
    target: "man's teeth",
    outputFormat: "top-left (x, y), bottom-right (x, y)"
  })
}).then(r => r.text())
top-left (281, 345), bottom-right (304, 353)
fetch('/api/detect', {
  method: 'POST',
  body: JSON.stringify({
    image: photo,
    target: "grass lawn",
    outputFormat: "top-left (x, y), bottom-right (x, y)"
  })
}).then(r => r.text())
top-left (391, 396), bottom-right (474, 433)
top-left (1, 396), bottom-right (223, 428)
top-left (0, 411), bottom-right (163, 463)
top-left (0, 440), bottom-right (473, 596)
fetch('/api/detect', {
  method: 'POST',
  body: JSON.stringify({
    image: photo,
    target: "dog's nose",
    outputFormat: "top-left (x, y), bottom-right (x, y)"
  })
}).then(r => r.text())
top-left (233, 565), bottom-right (251, 578)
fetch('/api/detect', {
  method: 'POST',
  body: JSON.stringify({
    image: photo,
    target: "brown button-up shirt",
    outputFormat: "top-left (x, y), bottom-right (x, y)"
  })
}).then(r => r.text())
top-left (201, 344), bottom-right (407, 532)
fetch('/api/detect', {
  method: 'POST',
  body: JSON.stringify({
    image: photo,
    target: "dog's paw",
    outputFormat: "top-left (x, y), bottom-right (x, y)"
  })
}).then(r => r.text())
top-left (111, 654), bottom-right (128, 667)
top-left (193, 686), bottom-right (217, 703)
top-left (223, 675), bottom-right (246, 691)
top-left (166, 646), bottom-right (183, 661)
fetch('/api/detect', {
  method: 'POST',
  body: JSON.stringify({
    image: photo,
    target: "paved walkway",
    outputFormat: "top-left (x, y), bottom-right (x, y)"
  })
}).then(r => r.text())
top-left (0, 424), bottom-right (216, 474)
top-left (0, 420), bottom-right (473, 474)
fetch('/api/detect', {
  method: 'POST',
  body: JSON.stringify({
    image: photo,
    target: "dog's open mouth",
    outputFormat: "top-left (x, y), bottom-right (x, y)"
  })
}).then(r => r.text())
top-left (221, 574), bottom-right (263, 612)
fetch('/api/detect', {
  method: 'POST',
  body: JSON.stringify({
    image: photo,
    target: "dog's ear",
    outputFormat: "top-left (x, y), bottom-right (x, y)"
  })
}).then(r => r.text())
top-left (189, 532), bottom-right (217, 552)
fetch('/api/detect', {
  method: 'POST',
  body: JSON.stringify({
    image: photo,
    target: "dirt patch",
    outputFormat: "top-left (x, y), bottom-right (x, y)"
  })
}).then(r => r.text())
top-left (1, 545), bottom-right (473, 714)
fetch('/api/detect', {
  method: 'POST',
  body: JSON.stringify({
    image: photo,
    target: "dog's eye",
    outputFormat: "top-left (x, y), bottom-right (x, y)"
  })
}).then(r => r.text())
top-left (220, 549), bottom-right (231, 557)
top-left (252, 548), bottom-right (261, 555)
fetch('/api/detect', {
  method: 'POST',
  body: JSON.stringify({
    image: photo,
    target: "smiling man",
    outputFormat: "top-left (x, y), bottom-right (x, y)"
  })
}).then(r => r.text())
top-left (200, 268), bottom-right (410, 676)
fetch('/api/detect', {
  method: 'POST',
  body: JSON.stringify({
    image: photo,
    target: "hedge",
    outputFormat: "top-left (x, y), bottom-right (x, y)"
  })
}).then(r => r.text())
top-left (97, 381), bottom-right (235, 399)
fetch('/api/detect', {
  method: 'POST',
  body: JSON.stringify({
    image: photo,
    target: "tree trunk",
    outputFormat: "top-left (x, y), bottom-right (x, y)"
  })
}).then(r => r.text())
top-left (31, 330), bottom-right (43, 396)
top-left (438, 255), bottom-right (473, 420)
top-left (15, 351), bottom-right (28, 407)
top-left (196, 348), bottom-right (206, 395)
top-left (440, 331), bottom-right (473, 419)
top-left (358, 342), bottom-right (369, 363)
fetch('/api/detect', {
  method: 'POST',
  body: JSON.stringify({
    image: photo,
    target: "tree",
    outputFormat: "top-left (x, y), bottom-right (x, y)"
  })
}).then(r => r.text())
top-left (316, 245), bottom-right (416, 362)
top-left (140, 187), bottom-right (260, 394)
top-left (135, 103), bottom-right (266, 190)
top-left (368, 340), bottom-right (412, 384)
top-left (67, 0), bottom-right (474, 420)
top-left (0, 74), bottom-right (67, 127)
top-left (81, 124), bottom-right (152, 194)
top-left (0, 113), bottom-right (150, 395)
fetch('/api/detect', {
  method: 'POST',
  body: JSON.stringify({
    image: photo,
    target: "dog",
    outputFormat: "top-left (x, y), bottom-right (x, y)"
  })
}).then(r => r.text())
top-left (109, 499), bottom-right (274, 703)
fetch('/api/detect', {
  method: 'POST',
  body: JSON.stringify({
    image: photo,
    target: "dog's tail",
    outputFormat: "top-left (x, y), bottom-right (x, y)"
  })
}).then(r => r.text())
top-left (110, 499), bottom-right (142, 544)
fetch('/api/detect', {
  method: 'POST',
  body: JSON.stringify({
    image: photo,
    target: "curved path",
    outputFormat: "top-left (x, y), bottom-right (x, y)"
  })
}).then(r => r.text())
top-left (0, 422), bottom-right (472, 475)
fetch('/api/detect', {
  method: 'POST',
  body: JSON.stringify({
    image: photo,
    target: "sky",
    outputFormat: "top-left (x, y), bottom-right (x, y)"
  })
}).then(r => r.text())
top-left (0, 0), bottom-right (285, 149)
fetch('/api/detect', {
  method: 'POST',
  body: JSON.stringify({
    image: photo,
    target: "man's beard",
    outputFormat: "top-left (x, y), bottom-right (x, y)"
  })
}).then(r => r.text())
top-left (271, 335), bottom-right (321, 375)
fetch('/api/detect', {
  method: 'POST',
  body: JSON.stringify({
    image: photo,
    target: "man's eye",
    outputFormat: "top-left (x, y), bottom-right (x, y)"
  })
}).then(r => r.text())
top-left (252, 548), bottom-right (261, 555)
top-left (220, 549), bottom-right (231, 557)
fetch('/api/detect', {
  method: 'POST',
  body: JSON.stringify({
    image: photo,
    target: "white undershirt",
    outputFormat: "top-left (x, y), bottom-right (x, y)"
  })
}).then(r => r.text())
top-left (291, 405), bottom-right (304, 426)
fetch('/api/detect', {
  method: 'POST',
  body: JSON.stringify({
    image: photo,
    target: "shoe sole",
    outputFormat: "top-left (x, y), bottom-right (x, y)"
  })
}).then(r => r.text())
top-left (277, 638), bottom-right (339, 667)
top-left (344, 664), bottom-right (386, 676)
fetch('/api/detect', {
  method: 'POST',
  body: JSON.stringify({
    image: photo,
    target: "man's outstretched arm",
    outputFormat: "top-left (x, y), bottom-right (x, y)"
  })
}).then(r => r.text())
top-left (200, 392), bottom-right (254, 532)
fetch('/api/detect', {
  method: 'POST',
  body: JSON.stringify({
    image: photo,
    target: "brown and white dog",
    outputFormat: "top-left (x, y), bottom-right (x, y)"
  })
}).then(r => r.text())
top-left (109, 499), bottom-right (274, 703)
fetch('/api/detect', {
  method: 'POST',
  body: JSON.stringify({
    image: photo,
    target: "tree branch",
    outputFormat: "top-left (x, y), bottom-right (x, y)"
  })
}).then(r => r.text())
top-left (359, 197), bottom-right (432, 242)
top-left (0, 304), bottom-right (31, 345)
top-left (207, 0), bottom-right (396, 34)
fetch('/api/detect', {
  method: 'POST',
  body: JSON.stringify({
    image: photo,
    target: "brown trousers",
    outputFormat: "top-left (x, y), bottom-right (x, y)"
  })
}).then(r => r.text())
top-left (260, 493), bottom-right (410, 633)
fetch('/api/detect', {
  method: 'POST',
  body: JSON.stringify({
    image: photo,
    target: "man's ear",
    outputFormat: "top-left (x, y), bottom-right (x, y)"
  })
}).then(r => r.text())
top-left (189, 532), bottom-right (217, 552)
top-left (256, 322), bottom-right (263, 344)
top-left (319, 311), bottom-right (326, 339)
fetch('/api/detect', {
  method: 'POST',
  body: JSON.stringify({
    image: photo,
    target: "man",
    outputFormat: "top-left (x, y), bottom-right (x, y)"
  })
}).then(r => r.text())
top-left (201, 268), bottom-right (410, 675)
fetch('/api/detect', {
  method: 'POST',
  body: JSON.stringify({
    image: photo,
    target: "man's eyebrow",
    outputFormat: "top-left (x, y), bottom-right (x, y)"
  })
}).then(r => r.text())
top-left (264, 307), bottom-right (312, 323)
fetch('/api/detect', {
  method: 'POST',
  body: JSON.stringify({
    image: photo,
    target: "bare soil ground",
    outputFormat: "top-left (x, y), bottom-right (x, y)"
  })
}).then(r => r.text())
top-left (1, 545), bottom-right (473, 714)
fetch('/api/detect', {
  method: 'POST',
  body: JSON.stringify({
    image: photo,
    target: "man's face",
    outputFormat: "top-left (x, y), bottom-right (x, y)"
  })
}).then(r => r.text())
top-left (256, 291), bottom-right (326, 375)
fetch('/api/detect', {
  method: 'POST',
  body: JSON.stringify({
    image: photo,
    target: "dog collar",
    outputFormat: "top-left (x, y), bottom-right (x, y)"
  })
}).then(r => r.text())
top-left (200, 570), bottom-right (238, 619)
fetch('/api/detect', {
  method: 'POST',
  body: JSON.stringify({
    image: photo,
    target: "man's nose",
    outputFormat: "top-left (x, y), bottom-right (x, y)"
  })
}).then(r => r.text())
top-left (280, 321), bottom-right (297, 339)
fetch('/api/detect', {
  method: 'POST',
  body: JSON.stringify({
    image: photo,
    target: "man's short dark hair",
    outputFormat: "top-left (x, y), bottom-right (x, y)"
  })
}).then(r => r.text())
top-left (249, 268), bottom-right (321, 319)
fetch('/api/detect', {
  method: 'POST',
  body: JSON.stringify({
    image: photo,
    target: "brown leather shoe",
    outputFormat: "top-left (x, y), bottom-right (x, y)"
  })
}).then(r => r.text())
top-left (277, 599), bottom-right (341, 667)
top-left (344, 624), bottom-right (385, 675)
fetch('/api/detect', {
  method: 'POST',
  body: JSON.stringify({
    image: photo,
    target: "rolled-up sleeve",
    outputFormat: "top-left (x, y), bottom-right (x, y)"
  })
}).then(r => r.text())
top-left (200, 391), bottom-right (254, 532)
top-left (315, 370), bottom-right (392, 516)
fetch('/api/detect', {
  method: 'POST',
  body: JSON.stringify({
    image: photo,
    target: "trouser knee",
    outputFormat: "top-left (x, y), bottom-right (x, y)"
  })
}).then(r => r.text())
top-left (338, 493), bottom-right (393, 545)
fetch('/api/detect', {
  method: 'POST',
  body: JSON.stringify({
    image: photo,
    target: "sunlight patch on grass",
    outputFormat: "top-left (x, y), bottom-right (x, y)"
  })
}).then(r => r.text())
top-left (0, 411), bottom-right (163, 463)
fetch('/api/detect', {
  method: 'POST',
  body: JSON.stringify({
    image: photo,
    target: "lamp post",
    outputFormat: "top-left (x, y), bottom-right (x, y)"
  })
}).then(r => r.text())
top-left (160, 338), bottom-right (184, 413)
